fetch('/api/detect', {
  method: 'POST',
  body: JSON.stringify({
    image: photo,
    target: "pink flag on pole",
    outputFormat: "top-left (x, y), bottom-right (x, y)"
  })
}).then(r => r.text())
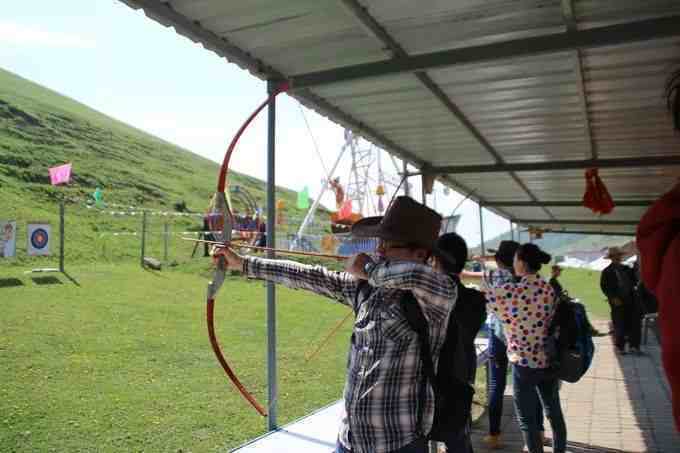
top-left (48, 163), bottom-right (72, 186)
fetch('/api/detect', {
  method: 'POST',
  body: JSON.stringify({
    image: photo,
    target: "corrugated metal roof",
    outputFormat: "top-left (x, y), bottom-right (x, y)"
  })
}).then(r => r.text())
top-left (120, 0), bottom-right (680, 235)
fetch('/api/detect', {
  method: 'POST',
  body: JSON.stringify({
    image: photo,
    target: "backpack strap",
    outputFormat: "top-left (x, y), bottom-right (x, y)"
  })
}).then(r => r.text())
top-left (400, 291), bottom-right (437, 436)
top-left (353, 279), bottom-right (372, 313)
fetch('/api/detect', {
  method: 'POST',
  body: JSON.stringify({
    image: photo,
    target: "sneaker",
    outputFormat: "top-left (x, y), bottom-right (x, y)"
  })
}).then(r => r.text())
top-left (482, 434), bottom-right (503, 449)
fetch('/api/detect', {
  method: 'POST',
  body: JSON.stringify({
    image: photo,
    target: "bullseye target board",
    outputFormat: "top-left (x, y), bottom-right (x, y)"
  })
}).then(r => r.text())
top-left (27, 223), bottom-right (51, 256)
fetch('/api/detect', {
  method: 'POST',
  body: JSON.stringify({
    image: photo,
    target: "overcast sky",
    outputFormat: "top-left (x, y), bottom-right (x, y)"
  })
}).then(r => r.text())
top-left (1, 0), bottom-right (515, 247)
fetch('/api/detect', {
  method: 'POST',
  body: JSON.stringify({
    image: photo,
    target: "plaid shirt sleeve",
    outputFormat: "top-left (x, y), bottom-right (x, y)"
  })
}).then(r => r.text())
top-left (242, 256), bottom-right (359, 309)
top-left (367, 260), bottom-right (457, 325)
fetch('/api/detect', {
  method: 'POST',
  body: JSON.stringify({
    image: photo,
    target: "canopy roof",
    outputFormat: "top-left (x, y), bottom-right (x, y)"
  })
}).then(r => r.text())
top-left (121, 0), bottom-right (680, 235)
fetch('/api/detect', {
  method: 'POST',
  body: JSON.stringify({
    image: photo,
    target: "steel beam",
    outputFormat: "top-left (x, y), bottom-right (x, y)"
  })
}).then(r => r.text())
top-left (338, 0), bottom-right (553, 219)
top-left (485, 200), bottom-right (653, 207)
top-left (122, 0), bottom-right (279, 78)
top-left (433, 155), bottom-right (680, 174)
top-left (288, 15), bottom-right (680, 89)
top-left (479, 205), bottom-right (486, 257)
top-left (542, 229), bottom-right (636, 237)
top-left (561, 0), bottom-right (597, 160)
top-left (292, 89), bottom-right (516, 217)
top-left (122, 0), bottom-right (427, 189)
top-left (515, 219), bottom-right (638, 226)
top-left (266, 81), bottom-right (278, 431)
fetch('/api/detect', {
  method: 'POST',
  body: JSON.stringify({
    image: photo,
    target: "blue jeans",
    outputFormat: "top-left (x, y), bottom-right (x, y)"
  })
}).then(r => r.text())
top-left (512, 365), bottom-right (567, 453)
top-left (335, 438), bottom-right (428, 453)
top-left (488, 334), bottom-right (544, 435)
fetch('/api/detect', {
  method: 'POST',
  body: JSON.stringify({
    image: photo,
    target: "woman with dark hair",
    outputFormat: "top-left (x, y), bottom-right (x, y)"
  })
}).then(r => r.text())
top-left (485, 243), bottom-right (566, 453)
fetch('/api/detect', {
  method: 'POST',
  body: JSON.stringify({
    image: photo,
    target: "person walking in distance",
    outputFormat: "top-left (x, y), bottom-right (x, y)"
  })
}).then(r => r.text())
top-left (600, 247), bottom-right (642, 354)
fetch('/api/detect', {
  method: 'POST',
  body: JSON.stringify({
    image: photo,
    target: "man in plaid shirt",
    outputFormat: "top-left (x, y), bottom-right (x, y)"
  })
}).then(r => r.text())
top-left (216, 197), bottom-right (458, 453)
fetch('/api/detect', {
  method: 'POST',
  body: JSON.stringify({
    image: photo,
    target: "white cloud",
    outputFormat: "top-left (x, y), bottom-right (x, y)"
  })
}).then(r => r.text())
top-left (0, 21), bottom-right (95, 49)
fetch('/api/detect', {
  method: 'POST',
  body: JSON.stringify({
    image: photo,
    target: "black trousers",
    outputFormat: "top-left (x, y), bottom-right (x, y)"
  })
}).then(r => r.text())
top-left (611, 304), bottom-right (643, 350)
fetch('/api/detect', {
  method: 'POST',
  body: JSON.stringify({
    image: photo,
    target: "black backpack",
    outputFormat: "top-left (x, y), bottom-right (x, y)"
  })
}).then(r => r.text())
top-left (355, 278), bottom-right (486, 441)
top-left (546, 293), bottom-right (595, 383)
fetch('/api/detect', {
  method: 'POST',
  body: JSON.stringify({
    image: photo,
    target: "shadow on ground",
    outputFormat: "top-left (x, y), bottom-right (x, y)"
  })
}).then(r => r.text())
top-left (0, 278), bottom-right (24, 288)
top-left (31, 276), bottom-right (62, 285)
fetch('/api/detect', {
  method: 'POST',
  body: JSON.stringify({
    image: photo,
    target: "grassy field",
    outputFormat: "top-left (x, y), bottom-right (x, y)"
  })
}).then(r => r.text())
top-left (558, 267), bottom-right (610, 320)
top-left (1, 262), bottom-right (352, 452)
top-left (0, 261), bottom-right (606, 452)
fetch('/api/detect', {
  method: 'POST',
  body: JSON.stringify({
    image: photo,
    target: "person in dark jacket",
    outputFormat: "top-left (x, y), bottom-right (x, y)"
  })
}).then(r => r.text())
top-left (431, 232), bottom-right (486, 453)
top-left (600, 247), bottom-right (642, 354)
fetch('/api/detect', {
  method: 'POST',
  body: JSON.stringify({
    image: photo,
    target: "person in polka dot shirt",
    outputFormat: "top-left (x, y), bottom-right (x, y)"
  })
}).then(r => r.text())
top-left (484, 243), bottom-right (567, 453)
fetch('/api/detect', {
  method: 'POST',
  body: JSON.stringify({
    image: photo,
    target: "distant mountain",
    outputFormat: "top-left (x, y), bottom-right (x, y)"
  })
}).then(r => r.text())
top-left (471, 230), bottom-right (632, 262)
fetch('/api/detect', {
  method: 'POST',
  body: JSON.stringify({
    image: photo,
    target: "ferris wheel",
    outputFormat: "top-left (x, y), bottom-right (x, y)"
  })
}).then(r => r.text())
top-left (291, 130), bottom-right (405, 250)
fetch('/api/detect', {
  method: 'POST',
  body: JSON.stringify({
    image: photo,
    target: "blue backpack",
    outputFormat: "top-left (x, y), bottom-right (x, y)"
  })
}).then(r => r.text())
top-left (547, 294), bottom-right (595, 383)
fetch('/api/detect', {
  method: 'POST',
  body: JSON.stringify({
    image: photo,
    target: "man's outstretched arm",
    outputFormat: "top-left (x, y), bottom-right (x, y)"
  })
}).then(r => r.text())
top-left (216, 247), bottom-right (359, 308)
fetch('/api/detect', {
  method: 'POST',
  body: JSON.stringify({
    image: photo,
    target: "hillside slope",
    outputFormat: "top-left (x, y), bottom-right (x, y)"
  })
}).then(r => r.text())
top-left (0, 67), bottom-right (321, 265)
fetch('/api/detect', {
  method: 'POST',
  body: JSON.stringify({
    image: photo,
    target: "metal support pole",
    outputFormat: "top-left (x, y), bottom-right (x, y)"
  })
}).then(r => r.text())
top-left (509, 219), bottom-right (514, 242)
top-left (479, 204), bottom-right (486, 256)
top-left (266, 80), bottom-right (278, 431)
top-left (402, 160), bottom-right (410, 197)
top-left (163, 223), bottom-right (169, 262)
top-left (59, 200), bottom-right (65, 273)
top-left (141, 210), bottom-right (147, 268)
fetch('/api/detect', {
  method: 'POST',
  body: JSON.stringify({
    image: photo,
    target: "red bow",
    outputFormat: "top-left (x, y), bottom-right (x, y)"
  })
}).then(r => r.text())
top-left (206, 82), bottom-right (289, 417)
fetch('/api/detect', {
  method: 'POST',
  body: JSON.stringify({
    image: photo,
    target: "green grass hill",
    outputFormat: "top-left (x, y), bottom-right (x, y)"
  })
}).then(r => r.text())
top-left (0, 67), bottom-right (325, 267)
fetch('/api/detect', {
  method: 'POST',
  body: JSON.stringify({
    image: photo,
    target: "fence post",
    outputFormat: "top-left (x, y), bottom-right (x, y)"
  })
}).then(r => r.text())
top-left (141, 211), bottom-right (147, 268)
top-left (163, 222), bottom-right (169, 262)
top-left (59, 200), bottom-right (65, 273)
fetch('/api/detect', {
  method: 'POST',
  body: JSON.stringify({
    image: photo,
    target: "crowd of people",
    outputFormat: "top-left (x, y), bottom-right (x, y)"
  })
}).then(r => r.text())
top-left (203, 66), bottom-right (680, 453)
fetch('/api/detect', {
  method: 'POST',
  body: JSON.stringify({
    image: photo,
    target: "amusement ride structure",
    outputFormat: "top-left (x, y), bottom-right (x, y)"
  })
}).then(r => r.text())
top-left (291, 129), bottom-right (405, 254)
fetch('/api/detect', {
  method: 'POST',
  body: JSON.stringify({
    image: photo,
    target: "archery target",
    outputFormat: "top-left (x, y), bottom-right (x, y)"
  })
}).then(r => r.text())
top-left (27, 224), bottom-right (51, 256)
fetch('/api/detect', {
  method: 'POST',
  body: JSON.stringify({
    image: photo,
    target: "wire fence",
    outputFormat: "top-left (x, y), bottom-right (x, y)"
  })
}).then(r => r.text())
top-left (0, 196), bottom-right (383, 274)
